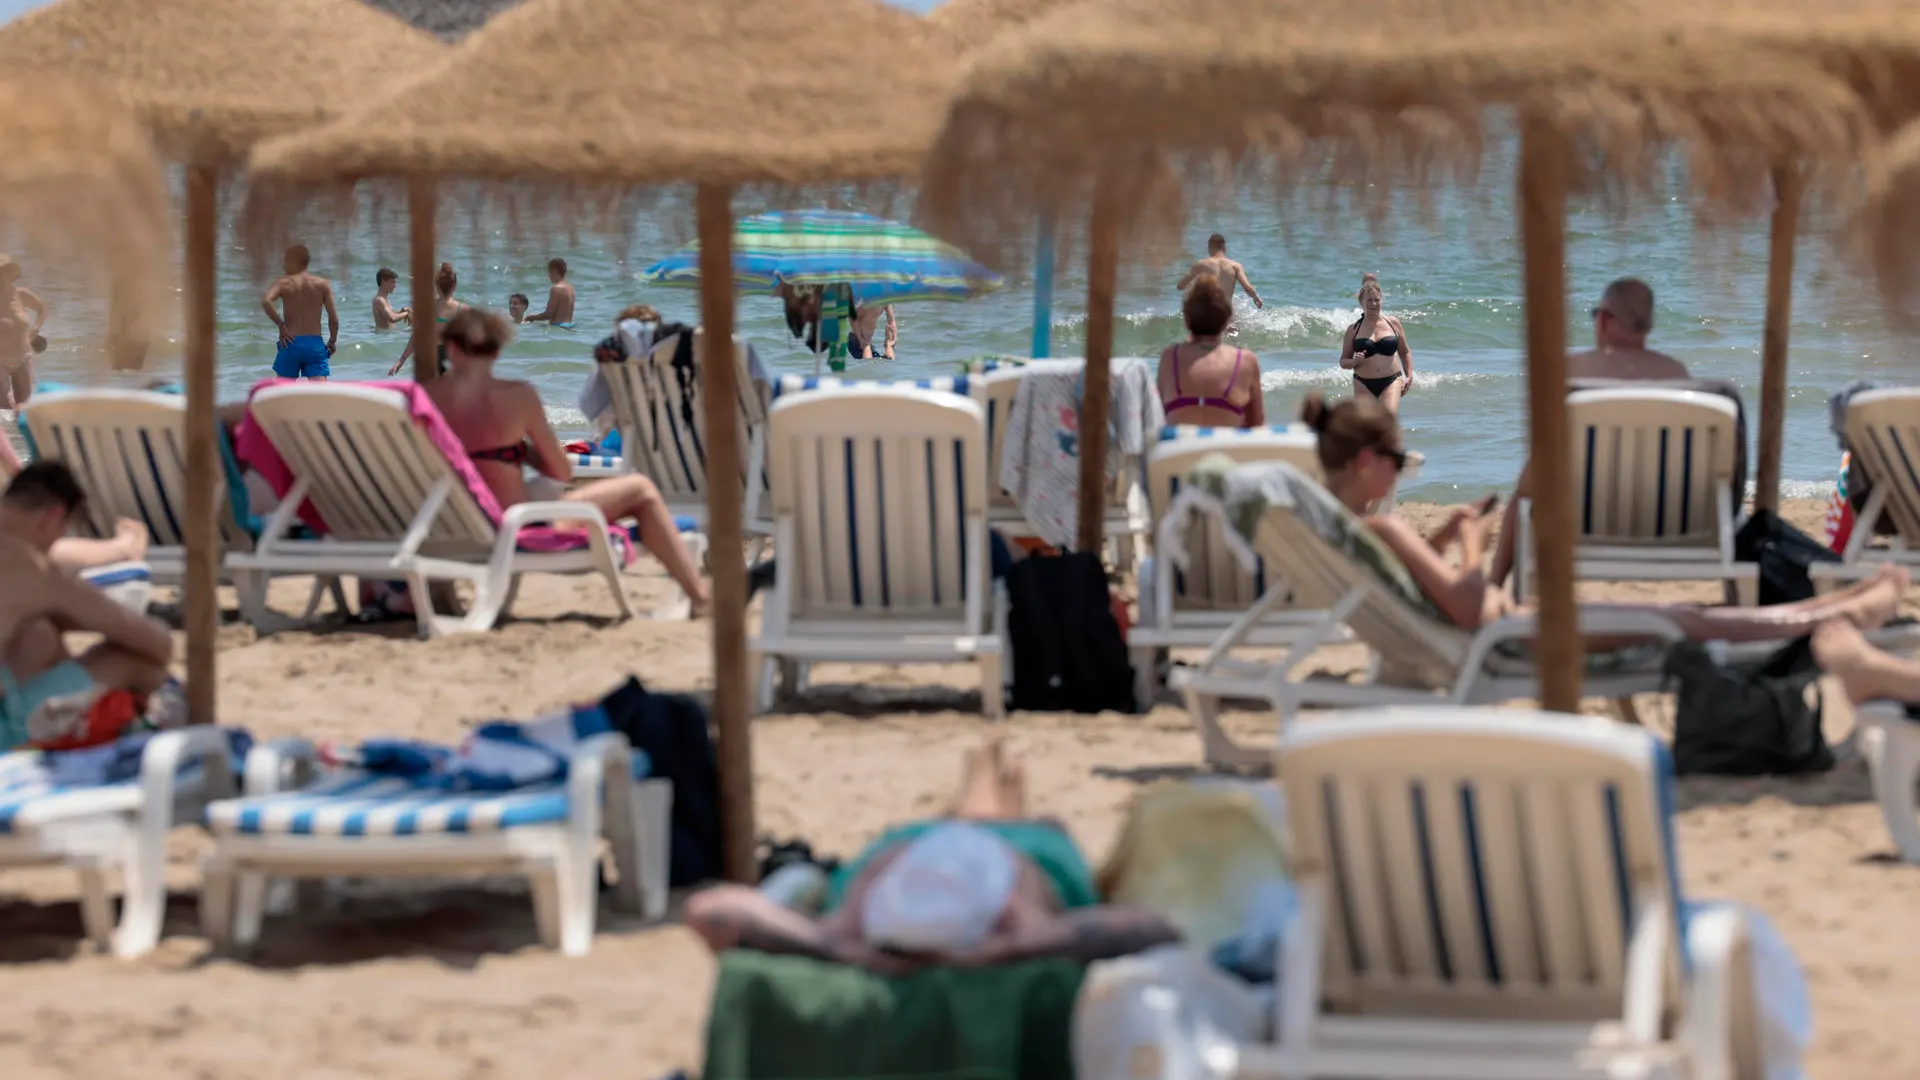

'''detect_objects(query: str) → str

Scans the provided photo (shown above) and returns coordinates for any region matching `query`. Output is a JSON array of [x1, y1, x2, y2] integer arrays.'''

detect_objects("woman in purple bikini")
[[1157, 279, 1265, 429]]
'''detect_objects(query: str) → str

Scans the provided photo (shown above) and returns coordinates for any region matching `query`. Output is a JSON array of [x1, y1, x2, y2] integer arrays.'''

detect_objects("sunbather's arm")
[[19, 287, 47, 333], [1338, 325, 1360, 370], [1244, 353, 1266, 427], [966, 905, 1182, 965], [0, 433, 20, 476], [1367, 513, 1493, 629], [48, 569, 172, 663], [520, 383, 574, 484]]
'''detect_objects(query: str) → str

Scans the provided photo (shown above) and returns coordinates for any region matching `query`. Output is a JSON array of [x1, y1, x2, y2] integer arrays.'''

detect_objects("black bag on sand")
[[1006, 551, 1138, 714], [1733, 509, 1841, 606], [1663, 634, 1833, 776], [599, 676, 722, 887]]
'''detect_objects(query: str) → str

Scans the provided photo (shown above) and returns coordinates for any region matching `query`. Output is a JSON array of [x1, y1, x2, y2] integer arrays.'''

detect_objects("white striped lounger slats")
[[206, 773, 576, 836], [751, 385, 1004, 717], [1817, 386, 1920, 581]]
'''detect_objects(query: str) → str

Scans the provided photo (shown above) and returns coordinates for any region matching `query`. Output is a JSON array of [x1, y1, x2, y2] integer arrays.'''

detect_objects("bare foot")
[[1813, 618, 1890, 703], [996, 755, 1029, 819], [1843, 565, 1909, 632]]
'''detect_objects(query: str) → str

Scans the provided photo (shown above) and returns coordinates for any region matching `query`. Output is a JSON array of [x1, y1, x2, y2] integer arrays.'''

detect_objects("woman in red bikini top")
[[1157, 278, 1264, 429]]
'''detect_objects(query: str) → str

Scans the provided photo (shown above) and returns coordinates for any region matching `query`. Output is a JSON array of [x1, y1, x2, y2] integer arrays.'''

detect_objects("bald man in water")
[[1491, 278, 1691, 587]]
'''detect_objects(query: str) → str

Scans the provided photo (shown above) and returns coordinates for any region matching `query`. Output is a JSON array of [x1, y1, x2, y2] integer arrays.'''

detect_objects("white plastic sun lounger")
[[20, 388, 345, 624], [200, 733, 670, 957], [1131, 427, 1346, 709], [601, 331, 770, 559], [0, 728, 239, 958], [1165, 461, 1920, 768], [1854, 701, 1920, 862], [1516, 388, 1755, 602], [1813, 386, 1920, 584], [750, 385, 1006, 717], [225, 384, 636, 638], [1242, 708, 1762, 1080]]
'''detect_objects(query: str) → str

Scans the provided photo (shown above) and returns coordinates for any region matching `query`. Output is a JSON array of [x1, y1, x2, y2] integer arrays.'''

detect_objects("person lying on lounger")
[[1298, 390, 1909, 643], [0, 462, 179, 749], [685, 734, 1182, 974]]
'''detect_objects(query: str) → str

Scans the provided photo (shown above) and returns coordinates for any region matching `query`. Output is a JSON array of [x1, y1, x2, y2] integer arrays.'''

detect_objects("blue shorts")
[[273, 335, 330, 379]]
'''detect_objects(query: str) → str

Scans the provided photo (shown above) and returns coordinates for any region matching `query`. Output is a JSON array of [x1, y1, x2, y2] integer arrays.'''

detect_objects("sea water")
[[4, 165, 1897, 502]]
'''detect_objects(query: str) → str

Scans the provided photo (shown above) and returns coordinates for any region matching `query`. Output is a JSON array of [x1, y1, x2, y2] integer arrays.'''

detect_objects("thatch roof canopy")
[[247, 0, 958, 188], [1856, 118, 1920, 325], [0, 74, 171, 366], [918, 0, 1877, 268], [0, 0, 447, 165], [923, 0, 1082, 55]]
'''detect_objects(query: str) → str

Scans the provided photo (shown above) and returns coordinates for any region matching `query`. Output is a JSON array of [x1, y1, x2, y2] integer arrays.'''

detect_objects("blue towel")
[[42, 728, 253, 787], [339, 705, 646, 791]]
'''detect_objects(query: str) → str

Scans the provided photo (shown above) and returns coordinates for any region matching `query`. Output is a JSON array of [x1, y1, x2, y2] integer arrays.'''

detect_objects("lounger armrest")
[[498, 500, 613, 536], [1457, 610, 1684, 692], [139, 727, 240, 814], [1677, 903, 1747, 1080], [242, 737, 318, 797]]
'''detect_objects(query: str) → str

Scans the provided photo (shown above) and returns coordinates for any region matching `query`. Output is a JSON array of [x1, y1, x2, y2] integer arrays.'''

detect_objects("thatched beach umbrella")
[[0, 0, 447, 727], [246, 0, 959, 884], [0, 74, 172, 368], [920, 0, 1873, 713]]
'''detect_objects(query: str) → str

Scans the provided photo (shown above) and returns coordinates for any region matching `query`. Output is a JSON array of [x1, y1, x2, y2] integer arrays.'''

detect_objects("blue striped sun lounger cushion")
[[0, 754, 144, 833], [1159, 424, 1310, 441], [770, 375, 971, 400], [206, 771, 606, 837], [570, 453, 624, 475]]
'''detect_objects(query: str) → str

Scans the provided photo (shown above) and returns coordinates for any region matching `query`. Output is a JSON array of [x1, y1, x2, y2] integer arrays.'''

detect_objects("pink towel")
[[233, 378, 633, 563]]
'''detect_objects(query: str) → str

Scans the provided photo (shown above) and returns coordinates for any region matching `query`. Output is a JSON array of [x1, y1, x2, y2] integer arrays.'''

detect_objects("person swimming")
[[522, 257, 576, 330], [262, 245, 338, 381]]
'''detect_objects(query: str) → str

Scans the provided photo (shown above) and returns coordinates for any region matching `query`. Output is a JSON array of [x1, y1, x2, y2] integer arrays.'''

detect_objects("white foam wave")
[[1235, 304, 1362, 340], [545, 405, 591, 430]]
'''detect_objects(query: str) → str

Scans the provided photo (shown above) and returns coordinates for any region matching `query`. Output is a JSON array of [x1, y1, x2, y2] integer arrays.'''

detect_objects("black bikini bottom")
[[1355, 373, 1400, 398]]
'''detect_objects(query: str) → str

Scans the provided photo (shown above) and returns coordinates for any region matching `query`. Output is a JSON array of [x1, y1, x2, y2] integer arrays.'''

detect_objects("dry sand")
[[4, 496, 1918, 1080]]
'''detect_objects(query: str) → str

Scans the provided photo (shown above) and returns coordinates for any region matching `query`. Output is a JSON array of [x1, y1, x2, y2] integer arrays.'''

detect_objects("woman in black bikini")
[[1339, 273, 1413, 414], [424, 308, 710, 616]]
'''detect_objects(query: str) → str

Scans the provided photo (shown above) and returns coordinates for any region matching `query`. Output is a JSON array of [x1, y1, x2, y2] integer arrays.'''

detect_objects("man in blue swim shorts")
[[262, 244, 339, 380], [684, 734, 1181, 973]]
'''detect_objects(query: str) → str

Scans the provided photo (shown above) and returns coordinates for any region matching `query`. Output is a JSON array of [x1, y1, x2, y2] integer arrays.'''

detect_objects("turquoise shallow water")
[[4, 159, 1895, 502]]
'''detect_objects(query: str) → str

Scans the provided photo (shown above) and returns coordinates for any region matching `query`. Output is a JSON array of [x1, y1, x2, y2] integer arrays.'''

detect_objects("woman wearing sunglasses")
[[1300, 391, 1907, 639], [425, 307, 710, 617]]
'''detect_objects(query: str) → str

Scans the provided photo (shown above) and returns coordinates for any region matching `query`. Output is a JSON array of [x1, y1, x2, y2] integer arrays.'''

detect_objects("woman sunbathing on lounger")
[[1300, 391, 1909, 643], [427, 308, 711, 616], [685, 733, 1181, 974]]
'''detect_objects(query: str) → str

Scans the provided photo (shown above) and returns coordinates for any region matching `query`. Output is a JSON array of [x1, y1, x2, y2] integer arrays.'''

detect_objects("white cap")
[[861, 822, 1019, 954]]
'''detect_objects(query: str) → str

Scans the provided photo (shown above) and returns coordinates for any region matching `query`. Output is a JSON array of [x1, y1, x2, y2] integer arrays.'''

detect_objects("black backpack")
[[1732, 509, 1841, 606], [1005, 551, 1137, 714], [1663, 635, 1833, 776]]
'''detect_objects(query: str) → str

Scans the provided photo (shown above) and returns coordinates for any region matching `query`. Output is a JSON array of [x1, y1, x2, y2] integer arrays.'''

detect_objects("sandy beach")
[[3, 496, 1917, 1079]]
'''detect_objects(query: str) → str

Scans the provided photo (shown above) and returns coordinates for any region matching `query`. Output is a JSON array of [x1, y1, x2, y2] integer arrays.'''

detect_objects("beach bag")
[[598, 676, 722, 887], [1733, 509, 1841, 605], [1006, 551, 1137, 714], [1663, 635, 1833, 776]]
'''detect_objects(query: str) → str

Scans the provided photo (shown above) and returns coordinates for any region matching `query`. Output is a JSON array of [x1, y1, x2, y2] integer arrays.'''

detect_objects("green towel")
[[702, 951, 1085, 1080]]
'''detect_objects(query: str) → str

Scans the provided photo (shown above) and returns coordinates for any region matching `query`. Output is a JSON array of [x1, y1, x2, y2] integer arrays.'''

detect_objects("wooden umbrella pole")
[[1516, 115, 1581, 714], [1077, 177, 1120, 556], [182, 166, 220, 725], [409, 177, 438, 383], [696, 182, 755, 885], [1757, 164, 1804, 514]]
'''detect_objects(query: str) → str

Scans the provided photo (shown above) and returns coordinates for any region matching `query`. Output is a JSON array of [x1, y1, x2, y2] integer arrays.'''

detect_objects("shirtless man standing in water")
[[522, 257, 577, 329], [262, 245, 339, 380], [1176, 233, 1264, 312]]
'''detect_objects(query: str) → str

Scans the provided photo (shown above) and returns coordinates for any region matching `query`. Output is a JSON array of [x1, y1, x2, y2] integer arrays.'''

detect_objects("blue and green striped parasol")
[[638, 209, 1003, 305]]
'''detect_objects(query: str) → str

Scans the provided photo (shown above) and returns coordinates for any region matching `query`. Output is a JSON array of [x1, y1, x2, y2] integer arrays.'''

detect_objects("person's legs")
[[565, 475, 709, 613], [1579, 565, 1909, 645], [1812, 618, 1920, 703], [1376, 378, 1404, 415], [948, 732, 1020, 820], [8, 364, 31, 408]]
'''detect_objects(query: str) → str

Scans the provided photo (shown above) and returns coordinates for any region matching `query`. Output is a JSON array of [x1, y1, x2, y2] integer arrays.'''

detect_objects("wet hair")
[[286, 244, 311, 270], [548, 257, 567, 278], [1600, 278, 1654, 334], [1183, 278, 1234, 337], [616, 303, 661, 324], [1207, 233, 1227, 254], [1356, 273, 1382, 303], [434, 261, 458, 296], [508, 292, 530, 307], [376, 267, 398, 286], [1298, 391, 1401, 473], [4, 460, 86, 516], [441, 307, 513, 358]]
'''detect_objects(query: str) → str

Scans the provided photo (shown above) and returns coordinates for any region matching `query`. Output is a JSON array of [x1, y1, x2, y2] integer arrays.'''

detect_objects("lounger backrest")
[[21, 389, 254, 551], [1279, 709, 1686, 1023], [246, 384, 496, 547], [1149, 427, 1320, 611], [602, 330, 766, 502], [1843, 387, 1920, 543], [765, 387, 989, 624], [1567, 388, 1738, 545]]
